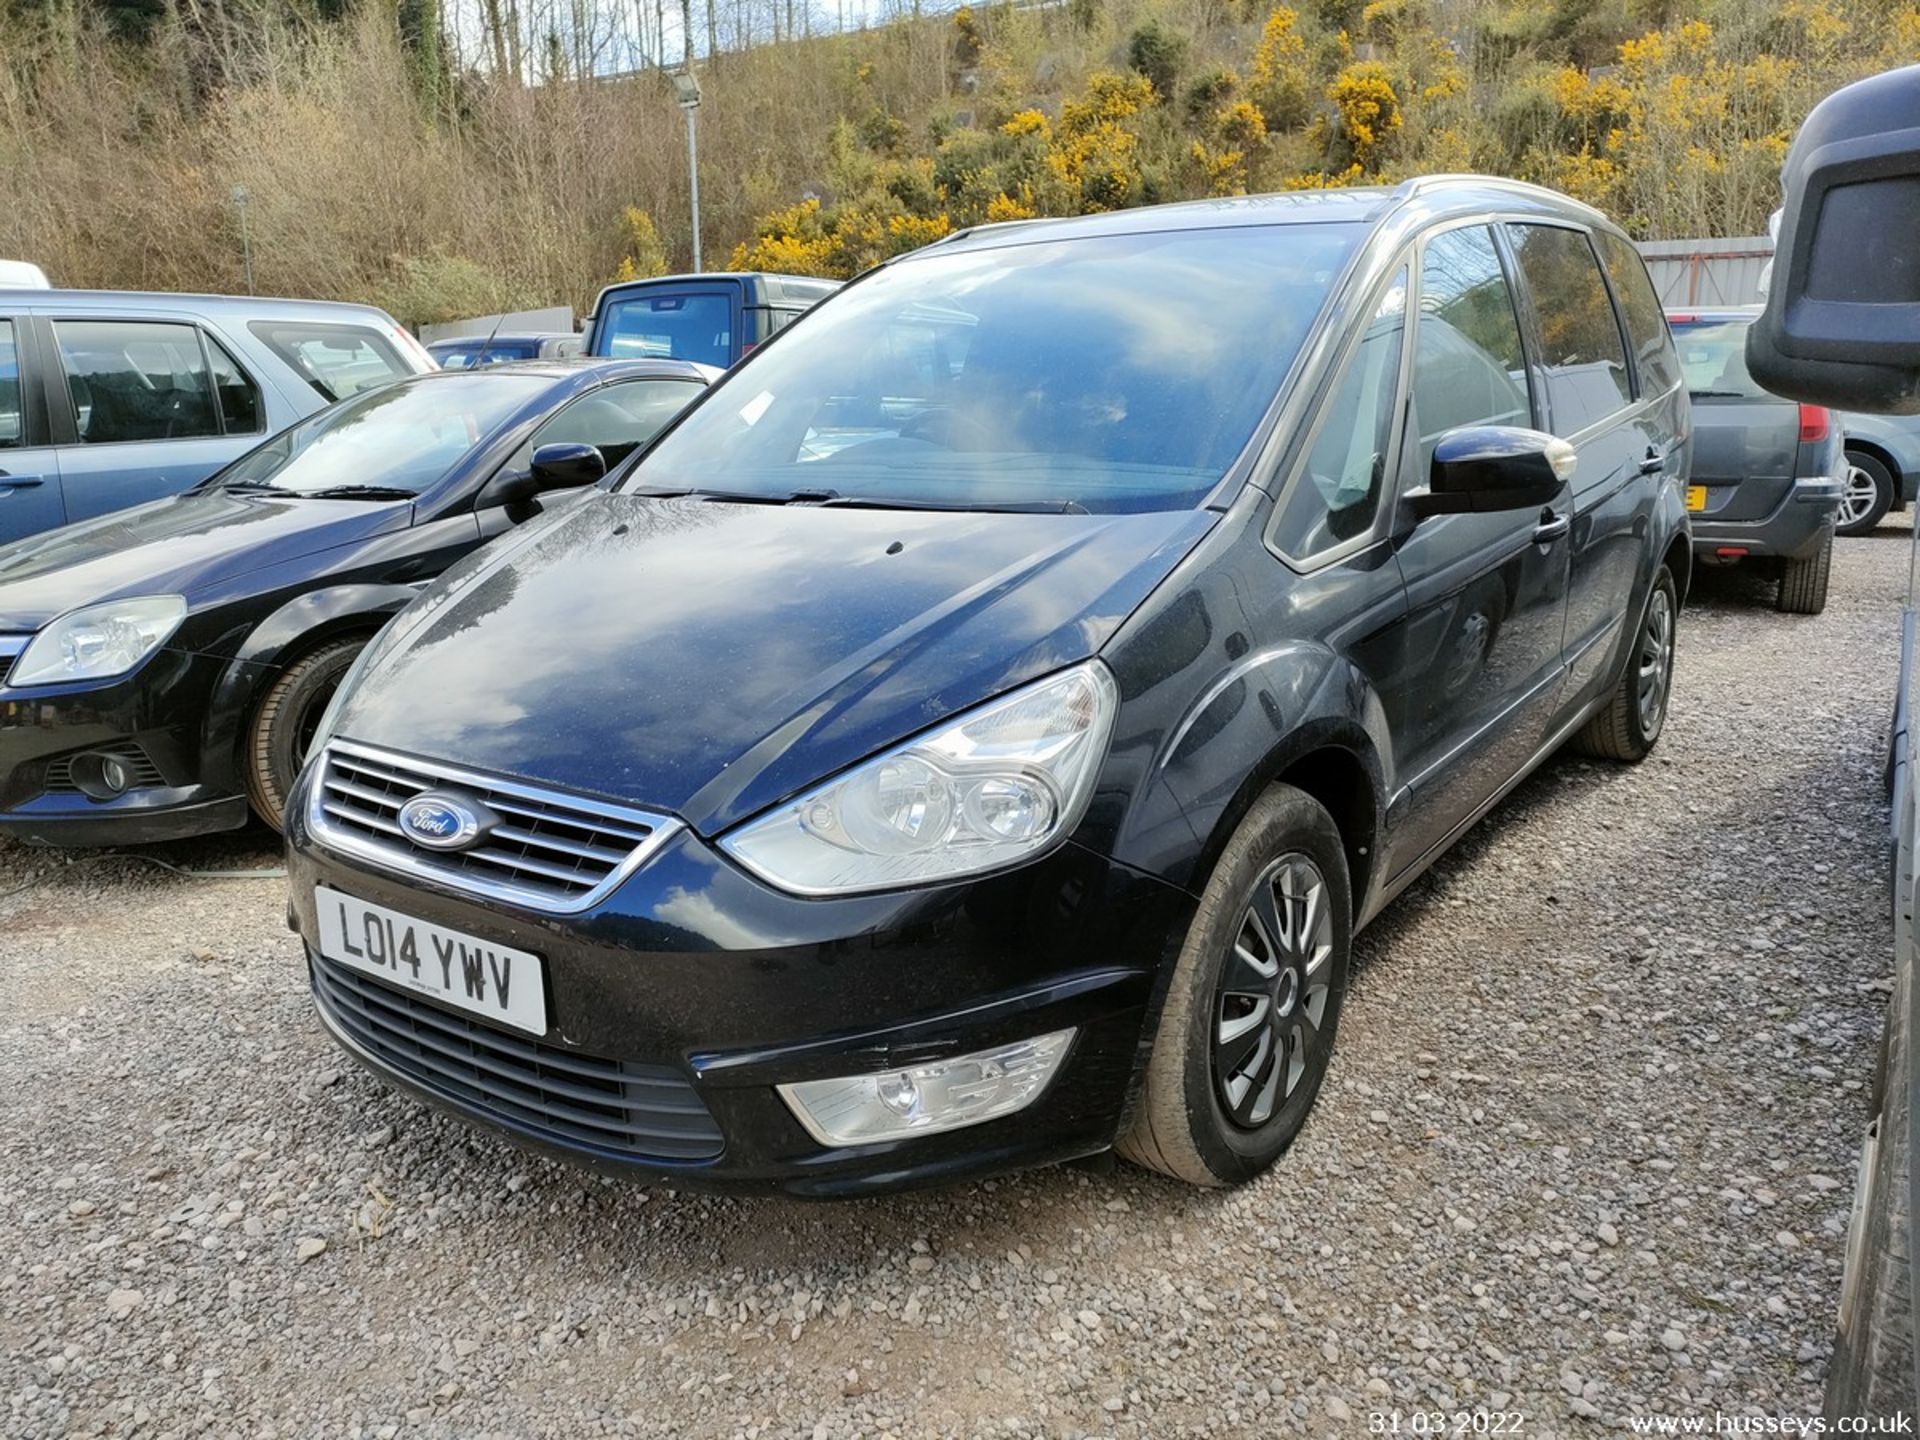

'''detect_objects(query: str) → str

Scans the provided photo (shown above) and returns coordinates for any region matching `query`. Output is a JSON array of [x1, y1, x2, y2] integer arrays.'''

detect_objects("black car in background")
[[288, 177, 1691, 1196], [1666, 307, 1844, 613], [0, 358, 711, 845]]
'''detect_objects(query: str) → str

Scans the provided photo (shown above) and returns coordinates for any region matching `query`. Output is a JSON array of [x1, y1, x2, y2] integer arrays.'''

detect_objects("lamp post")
[[671, 68, 703, 271], [231, 185, 255, 295]]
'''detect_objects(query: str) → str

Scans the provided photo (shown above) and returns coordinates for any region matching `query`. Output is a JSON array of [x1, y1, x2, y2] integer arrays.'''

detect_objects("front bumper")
[[285, 781, 1195, 1197], [1691, 475, 1842, 561], [0, 647, 248, 846]]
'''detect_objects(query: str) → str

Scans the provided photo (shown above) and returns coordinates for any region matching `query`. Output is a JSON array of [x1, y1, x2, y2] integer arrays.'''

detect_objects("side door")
[[0, 314, 67, 542], [1503, 222, 1659, 707], [1382, 222, 1573, 872], [44, 316, 268, 525]]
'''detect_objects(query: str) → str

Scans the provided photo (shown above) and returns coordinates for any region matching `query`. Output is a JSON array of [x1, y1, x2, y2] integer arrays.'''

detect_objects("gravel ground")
[[0, 522, 1907, 1440]]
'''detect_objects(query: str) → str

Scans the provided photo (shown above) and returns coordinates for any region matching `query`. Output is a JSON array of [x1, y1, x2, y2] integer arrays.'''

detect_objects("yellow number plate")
[[1685, 485, 1708, 513]]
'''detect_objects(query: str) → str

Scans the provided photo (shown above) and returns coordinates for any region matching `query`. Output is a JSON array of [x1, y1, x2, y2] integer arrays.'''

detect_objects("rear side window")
[[1273, 268, 1408, 562], [250, 320, 409, 402], [54, 319, 221, 444], [0, 321, 20, 448], [1507, 224, 1633, 435], [1594, 230, 1681, 399], [521, 380, 705, 472], [207, 335, 263, 435], [1411, 226, 1532, 472], [599, 293, 734, 367]]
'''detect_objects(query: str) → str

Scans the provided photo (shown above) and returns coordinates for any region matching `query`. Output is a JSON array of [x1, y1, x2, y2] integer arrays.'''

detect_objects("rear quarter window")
[[249, 320, 411, 402]]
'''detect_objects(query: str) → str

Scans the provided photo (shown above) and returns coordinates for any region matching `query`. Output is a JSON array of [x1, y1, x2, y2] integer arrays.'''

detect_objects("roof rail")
[[1392, 172, 1608, 219]]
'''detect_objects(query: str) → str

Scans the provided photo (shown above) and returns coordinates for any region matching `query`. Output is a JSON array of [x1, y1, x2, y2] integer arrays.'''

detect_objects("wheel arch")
[[1187, 720, 1385, 926], [1663, 530, 1693, 607], [197, 584, 418, 792]]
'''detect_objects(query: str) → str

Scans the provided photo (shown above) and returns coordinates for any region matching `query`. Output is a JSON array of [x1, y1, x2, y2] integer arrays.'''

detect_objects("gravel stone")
[[0, 526, 1901, 1436]]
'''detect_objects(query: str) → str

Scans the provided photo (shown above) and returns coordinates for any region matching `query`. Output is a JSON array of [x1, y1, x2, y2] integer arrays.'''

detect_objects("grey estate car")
[[1666, 308, 1844, 613], [0, 289, 434, 544]]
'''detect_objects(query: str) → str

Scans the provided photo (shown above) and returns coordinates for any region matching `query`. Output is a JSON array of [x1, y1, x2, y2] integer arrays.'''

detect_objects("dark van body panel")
[[584, 272, 841, 366]]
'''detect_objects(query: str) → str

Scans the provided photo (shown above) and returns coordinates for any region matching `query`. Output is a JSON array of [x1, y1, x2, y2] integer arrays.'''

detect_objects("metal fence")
[[1635, 236, 1773, 308]]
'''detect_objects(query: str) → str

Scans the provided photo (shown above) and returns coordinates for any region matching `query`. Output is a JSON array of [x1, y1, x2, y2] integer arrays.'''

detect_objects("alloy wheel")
[[1840, 464, 1881, 530], [1637, 586, 1675, 737], [1212, 853, 1334, 1129]]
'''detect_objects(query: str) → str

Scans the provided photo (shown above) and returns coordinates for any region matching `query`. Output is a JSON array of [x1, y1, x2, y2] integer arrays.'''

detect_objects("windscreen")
[[622, 224, 1364, 513], [1669, 318, 1770, 400], [600, 292, 736, 366], [213, 373, 548, 496]]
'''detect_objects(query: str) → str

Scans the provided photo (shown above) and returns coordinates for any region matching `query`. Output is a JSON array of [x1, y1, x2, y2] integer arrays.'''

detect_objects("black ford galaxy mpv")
[[287, 177, 1691, 1195]]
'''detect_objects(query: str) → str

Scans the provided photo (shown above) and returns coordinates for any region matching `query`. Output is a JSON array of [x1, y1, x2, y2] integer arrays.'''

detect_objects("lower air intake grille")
[[44, 744, 166, 794], [312, 954, 724, 1162], [309, 740, 678, 913]]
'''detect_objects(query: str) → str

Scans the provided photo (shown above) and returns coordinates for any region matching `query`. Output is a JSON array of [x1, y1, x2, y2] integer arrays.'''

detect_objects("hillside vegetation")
[[1, 0, 1914, 323]]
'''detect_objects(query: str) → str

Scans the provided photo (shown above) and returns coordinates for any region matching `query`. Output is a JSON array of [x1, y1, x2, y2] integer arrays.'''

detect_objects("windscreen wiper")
[[293, 485, 418, 500], [820, 494, 1090, 515], [627, 486, 1088, 514]]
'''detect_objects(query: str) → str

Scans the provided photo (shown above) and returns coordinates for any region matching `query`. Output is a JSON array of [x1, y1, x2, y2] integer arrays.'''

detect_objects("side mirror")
[[477, 442, 606, 510], [1747, 65, 1920, 414], [1413, 426, 1575, 517]]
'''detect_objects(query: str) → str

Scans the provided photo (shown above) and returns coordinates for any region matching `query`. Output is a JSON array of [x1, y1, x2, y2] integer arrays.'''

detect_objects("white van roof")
[[0, 260, 51, 288]]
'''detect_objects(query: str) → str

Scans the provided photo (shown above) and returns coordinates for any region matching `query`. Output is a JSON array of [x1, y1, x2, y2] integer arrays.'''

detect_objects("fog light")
[[70, 750, 136, 800], [777, 1029, 1075, 1147]]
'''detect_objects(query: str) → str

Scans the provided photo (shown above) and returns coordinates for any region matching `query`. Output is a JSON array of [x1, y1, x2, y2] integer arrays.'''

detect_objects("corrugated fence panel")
[[1634, 237, 1774, 308]]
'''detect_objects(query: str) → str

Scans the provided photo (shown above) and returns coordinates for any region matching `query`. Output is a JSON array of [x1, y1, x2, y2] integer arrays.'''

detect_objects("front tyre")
[[245, 635, 368, 832], [1571, 565, 1677, 763], [1118, 784, 1352, 1187]]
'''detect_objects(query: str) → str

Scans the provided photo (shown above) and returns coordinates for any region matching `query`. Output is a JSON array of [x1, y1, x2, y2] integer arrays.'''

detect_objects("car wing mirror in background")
[[1412, 426, 1576, 517], [1747, 64, 1920, 414], [477, 442, 608, 510]]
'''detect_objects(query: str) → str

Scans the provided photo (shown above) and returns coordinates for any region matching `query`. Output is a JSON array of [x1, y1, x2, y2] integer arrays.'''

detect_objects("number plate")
[[315, 888, 547, 1035], [1685, 485, 1708, 512]]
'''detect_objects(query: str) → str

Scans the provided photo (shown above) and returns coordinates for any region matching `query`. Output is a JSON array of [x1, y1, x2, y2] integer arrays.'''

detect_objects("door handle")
[[1638, 446, 1670, 475], [0, 473, 44, 492], [1533, 509, 1571, 544]]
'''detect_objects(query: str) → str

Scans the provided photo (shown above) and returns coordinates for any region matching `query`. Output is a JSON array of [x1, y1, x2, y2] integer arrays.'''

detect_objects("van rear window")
[[599, 293, 733, 367]]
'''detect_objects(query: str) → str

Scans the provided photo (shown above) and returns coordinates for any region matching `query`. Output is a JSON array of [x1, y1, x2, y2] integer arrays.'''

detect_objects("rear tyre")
[[1117, 785, 1352, 1187], [1839, 451, 1895, 536], [1777, 528, 1835, 615], [1571, 566, 1677, 763], [245, 635, 368, 833]]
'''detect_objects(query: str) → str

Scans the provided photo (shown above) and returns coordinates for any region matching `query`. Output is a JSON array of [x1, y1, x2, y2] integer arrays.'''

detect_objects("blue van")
[[0, 290, 434, 544], [583, 272, 840, 367]]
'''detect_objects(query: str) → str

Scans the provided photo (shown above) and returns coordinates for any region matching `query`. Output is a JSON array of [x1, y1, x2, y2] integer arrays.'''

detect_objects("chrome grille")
[[44, 744, 166, 794], [309, 740, 680, 913], [312, 953, 724, 1162], [0, 635, 24, 688]]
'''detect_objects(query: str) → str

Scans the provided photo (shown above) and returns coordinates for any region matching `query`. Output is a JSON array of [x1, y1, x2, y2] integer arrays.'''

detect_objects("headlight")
[[10, 595, 187, 686], [721, 661, 1118, 895]]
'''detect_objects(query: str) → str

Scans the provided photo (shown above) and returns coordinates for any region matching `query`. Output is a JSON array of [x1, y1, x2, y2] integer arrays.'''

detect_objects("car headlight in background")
[[721, 661, 1119, 895], [10, 596, 187, 686]]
